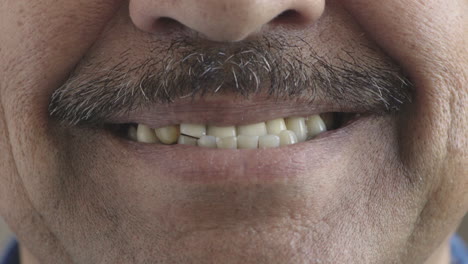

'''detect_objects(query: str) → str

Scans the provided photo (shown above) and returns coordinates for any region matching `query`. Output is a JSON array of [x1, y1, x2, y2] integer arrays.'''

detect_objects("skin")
[[0, 0, 467, 263]]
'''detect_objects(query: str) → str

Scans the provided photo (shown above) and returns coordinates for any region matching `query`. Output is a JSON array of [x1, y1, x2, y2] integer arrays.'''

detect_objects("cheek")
[[0, 1, 123, 260], [343, 0, 468, 258], [1, 0, 123, 106], [342, 0, 468, 194], [0, 0, 123, 208], [341, 0, 465, 71]]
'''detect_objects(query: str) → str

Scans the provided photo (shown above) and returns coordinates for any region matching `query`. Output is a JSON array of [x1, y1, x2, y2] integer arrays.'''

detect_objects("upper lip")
[[107, 93, 360, 128]]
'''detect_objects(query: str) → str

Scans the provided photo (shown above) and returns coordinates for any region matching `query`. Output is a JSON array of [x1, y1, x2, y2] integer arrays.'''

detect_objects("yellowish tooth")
[[266, 118, 287, 135], [178, 135, 198, 146], [285, 117, 307, 142], [306, 115, 327, 138], [320, 113, 335, 129], [155, 125, 179, 145], [180, 123, 206, 138], [207, 125, 236, 138], [237, 135, 259, 149], [197, 135, 217, 148], [279, 130, 298, 146], [128, 126, 138, 141], [258, 135, 280, 148], [136, 124, 159, 143], [237, 122, 267, 137], [216, 136, 237, 149]]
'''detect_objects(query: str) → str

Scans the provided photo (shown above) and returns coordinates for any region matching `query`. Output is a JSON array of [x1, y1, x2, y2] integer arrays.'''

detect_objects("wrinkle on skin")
[[342, 0, 468, 262], [0, 93, 71, 263], [0, 0, 123, 262]]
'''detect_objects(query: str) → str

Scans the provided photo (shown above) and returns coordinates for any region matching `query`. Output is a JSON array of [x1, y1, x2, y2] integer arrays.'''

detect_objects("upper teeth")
[[130, 115, 331, 149]]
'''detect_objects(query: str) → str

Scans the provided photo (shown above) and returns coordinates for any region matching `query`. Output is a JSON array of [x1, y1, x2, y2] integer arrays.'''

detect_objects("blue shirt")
[[2, 236, 468, 264], [0, 240, 18, 264]]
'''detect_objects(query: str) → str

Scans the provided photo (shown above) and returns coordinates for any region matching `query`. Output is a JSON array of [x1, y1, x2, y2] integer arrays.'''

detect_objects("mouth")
[[111, 112, 357, 149], [52, 87, 381, 184], [90, 98, 367, 184], [47, 34, 412, 184], [100, 95, 361, 150]]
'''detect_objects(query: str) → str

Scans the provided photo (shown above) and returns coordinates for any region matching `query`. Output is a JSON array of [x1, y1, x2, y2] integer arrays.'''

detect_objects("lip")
[[99, 111, 369, 184], [107, 93, 369, 128]]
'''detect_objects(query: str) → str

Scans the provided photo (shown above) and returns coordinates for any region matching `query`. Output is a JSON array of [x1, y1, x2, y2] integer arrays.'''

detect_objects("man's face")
[[0, 0, 466, 263]]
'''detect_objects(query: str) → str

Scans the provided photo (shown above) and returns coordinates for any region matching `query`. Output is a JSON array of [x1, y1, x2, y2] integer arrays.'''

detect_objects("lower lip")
[[107, 117, 365, 184]]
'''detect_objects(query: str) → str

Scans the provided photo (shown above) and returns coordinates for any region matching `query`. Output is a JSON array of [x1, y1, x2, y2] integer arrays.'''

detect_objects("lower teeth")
[[122, 113, 346, 149]]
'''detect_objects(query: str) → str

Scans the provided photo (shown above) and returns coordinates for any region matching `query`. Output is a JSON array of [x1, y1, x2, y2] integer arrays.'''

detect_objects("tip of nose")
[[130, 0, 326, 42]]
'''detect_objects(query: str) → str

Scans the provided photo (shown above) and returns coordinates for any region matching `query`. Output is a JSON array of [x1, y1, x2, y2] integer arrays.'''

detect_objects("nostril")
[[271, 9, 306, 25], [153, 17, 185, 34]]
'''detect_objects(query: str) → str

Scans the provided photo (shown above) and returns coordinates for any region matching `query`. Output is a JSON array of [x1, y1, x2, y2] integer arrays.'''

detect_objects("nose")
[[129, 0, 325, 42]]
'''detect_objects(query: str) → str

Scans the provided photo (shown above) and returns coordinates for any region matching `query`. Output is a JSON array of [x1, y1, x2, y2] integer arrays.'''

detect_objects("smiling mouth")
[[48, 36, 412, 165], [86, 105, 367, 183], [109, 111, 358, 149]]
